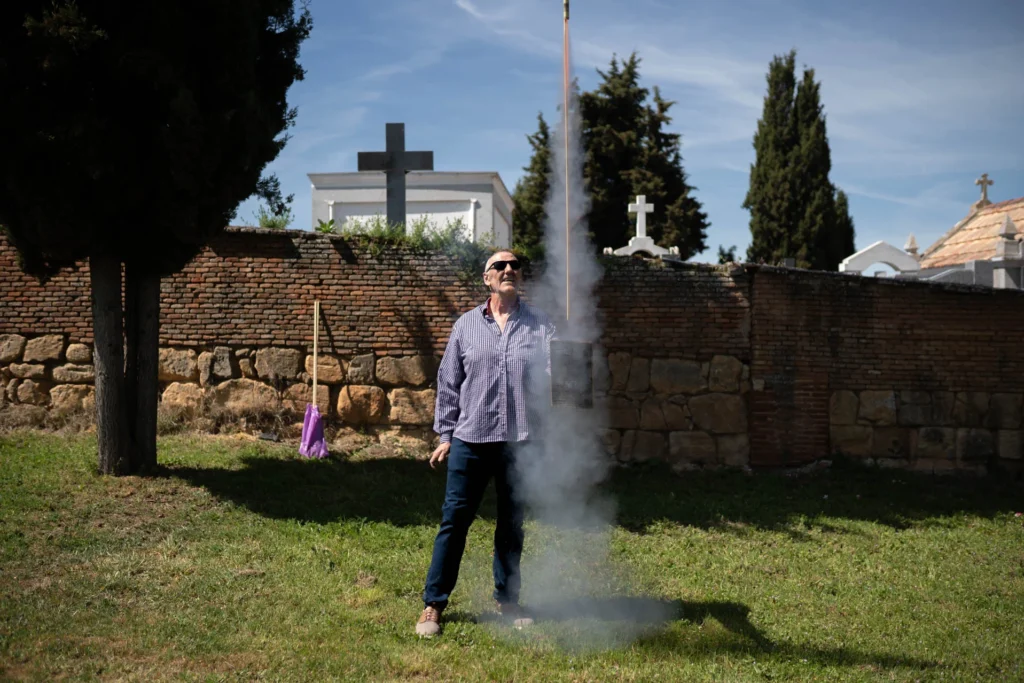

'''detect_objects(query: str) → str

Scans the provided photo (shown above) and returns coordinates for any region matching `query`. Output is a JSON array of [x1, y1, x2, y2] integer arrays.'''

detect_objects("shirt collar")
[[484, 296, 521, 319]]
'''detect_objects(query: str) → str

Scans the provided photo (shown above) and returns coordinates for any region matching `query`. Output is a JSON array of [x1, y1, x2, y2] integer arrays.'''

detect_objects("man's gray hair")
[[484, 249, 517, 270]]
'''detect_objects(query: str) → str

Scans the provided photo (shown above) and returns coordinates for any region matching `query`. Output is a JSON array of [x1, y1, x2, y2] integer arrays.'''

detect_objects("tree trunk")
[[124, 264, 161, 474], [90, 252, 129, 475]]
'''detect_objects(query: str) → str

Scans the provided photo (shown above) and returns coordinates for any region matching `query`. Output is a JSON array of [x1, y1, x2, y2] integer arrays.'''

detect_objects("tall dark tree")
[[744, 50, 854, 269], [744, 51, 799, 265], [579, 54, 648, 253], [833, 189, 856, 264], [511, 113, 551, 260], [513, 52, 708, 259], [630, 87, 708, 259], [0, 1, 311, 474]]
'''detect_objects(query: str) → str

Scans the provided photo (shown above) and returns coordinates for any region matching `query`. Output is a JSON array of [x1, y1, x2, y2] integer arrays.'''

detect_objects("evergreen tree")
[[744, 51, 799, 265], [744, 51, 854, 269], [717, 245, 737, 263], [511, 113, 551, 260], [579, 54, 648, 252], [833, 189, 856, 264], [0, 0, 311, 474], [630, 87, 708, 259], [513, 52, 708, 260]]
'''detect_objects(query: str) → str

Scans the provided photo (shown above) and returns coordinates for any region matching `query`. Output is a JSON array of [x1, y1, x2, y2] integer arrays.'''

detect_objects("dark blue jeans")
[[422, 437, 526, 611]]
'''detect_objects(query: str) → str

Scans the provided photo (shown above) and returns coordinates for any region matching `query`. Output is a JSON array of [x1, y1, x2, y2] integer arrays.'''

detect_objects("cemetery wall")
[[2, 228, 1023, 474], [750, 268, 1024, 473]]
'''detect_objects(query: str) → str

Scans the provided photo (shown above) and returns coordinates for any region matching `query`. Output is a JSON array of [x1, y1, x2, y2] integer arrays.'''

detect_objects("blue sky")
[[233, 0, 1024, 266]]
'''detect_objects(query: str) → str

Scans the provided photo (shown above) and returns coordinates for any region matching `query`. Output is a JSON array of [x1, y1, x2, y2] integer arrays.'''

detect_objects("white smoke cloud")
[[509, 38, 675, 649]]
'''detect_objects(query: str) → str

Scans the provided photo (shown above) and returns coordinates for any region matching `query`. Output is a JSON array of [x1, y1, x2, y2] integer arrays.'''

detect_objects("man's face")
[[483, 251, 521, 296]]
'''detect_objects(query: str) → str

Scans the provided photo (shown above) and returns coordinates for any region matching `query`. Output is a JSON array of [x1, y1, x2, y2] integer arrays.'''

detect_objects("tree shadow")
[[162, 449, 1021, 535], [608, 457, 1023, 537], [209, 231, 302, 259], [327, 236, 356, 263], [163, 454, 450, 527]]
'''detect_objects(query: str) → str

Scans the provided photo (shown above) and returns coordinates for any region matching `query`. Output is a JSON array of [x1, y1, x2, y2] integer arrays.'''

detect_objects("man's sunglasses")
[[487, 259, 521, 272]]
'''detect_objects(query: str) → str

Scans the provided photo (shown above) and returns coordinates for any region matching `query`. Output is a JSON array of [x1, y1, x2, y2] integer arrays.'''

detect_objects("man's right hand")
[[429, 442, 451, 469]]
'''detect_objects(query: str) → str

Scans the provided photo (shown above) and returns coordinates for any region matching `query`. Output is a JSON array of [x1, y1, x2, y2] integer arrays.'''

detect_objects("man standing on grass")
[[415, 249, 554, 637]]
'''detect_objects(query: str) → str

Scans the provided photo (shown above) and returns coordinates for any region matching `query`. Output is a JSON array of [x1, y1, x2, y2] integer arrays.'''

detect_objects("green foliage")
[[0, 0, 312, 277], [314, 218, 337, 234], [626, 86, 709, 259], [834, 189, 856, 262], [511, 113, 551, 258], [339, 214, 498, 283], [580, 56, 645, 254], [717, 245, 737, 264], [252, 174, 295, 219], [514, 53, 708, 260], [255, 205, 294, 230], [744, 51, 854, 270]]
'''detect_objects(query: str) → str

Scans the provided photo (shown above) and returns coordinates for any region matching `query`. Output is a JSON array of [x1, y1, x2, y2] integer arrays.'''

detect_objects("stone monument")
[[604, 195, 679, 257], [357, 123, 434, 227]]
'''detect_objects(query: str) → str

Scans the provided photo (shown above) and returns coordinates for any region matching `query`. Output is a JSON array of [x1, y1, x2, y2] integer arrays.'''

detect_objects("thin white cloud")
[[359, 47, 447, 81], [839, 180, 966, 214], [446, 0, 1022, 178], [454, 0, 485, 20]]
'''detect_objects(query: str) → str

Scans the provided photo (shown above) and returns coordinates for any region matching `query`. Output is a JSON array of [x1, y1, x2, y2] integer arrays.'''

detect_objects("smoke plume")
[[510, 39, 674, 650]]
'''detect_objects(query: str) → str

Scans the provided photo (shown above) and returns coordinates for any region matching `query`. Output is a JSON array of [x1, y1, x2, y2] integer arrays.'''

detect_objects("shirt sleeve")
[[433, 320, 465, 443]]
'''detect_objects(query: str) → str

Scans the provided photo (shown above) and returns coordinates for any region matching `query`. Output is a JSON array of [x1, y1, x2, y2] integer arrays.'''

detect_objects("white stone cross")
[[628, 195, 655, 238]]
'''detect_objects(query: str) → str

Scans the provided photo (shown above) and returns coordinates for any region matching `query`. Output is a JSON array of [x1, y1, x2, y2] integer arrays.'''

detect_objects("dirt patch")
[[355, 571, 377, 588]]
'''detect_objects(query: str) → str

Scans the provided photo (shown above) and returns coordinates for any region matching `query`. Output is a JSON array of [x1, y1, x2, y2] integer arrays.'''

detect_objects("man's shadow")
[[454, 597, 766, 648], [449, 596, 936, 671]]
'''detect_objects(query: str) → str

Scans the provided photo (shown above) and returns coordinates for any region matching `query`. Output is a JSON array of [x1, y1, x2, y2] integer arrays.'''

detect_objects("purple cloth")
[[433, 299, 554, 444], [299, 404, 328, 458]]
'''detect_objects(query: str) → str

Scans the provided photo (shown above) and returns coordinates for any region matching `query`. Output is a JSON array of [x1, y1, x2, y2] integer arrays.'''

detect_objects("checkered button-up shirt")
[[434, 298, 554, 444]]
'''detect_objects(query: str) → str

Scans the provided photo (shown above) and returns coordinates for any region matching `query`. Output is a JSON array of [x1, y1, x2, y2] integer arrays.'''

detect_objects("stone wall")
[[594, 352, 750, 471], [829, 389, 1023, 474], [3, 228, 1024, 474]]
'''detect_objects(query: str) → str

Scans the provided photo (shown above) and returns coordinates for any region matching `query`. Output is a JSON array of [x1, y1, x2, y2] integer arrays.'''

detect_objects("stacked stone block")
[[830, 389, 1022, 472], [0, 334, 96, 420], [596, 351, 751, 470]]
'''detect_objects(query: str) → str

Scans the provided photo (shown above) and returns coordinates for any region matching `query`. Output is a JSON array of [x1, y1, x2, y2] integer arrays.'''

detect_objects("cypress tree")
[[744, 51, 799, 265], [511, 113, 551, 259], [833, 189, 856, 265], [745, 51, 854, 269], [0, 0, 311, 474]]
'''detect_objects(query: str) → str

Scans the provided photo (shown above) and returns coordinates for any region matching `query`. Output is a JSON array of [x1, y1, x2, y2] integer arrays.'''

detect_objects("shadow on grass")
[[163, 450, 1022, 534], [450, 597, 937, 672]]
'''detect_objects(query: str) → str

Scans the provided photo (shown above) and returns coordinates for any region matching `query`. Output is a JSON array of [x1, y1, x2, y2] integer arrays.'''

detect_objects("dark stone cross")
[[357, 123, 434, 227]]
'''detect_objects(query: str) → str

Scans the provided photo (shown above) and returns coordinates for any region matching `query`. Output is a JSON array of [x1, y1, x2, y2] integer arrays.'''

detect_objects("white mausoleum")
[[308, 171, 514, 248], [839, 174, 1023, 289]]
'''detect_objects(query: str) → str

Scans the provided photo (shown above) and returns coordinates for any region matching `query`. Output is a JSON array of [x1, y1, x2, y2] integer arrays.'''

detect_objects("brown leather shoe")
[[496, 601, 534, 629], [415, 605, 441, 637]]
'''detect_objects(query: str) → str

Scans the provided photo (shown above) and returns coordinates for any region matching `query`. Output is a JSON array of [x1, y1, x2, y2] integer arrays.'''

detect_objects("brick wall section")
[[0, 229, 483, 354], [4, 228, 1024, 468], [0, 237, 92, 341], [749, 268, 1024, 465], [596, 259, 751, 360], [0, 229, 752, 358]]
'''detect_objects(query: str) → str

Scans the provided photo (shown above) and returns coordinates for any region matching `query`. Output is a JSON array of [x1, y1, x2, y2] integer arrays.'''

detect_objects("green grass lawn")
[[1, 430, 1022, 682]]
